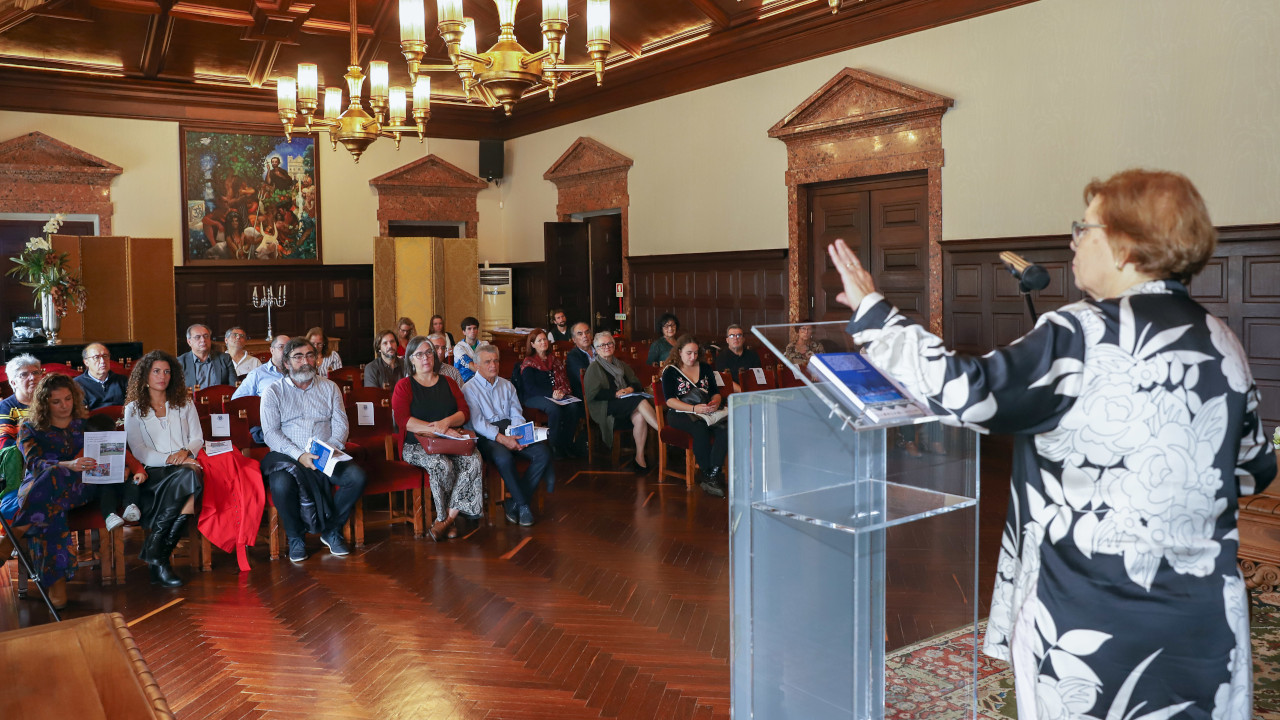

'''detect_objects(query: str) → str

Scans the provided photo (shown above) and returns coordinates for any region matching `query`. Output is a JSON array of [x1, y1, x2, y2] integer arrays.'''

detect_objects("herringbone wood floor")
[[0, 442, 1011, 719]]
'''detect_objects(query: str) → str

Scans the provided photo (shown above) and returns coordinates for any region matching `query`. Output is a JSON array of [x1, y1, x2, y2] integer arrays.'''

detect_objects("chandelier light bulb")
[[389, 86, 407, 124], [323, 87, 343, 118], [399, 0, 425, 42], [370, 61, 390, 101], [437, 0, 463, 24], [587, 0, 609, 44], [277, 76, 297, 112], [461, 17, 478, 54], [542, 0, 567, 23], [495, 0, 517, 27], [297, 64, 319, 105], [412, 75, 431, 108]]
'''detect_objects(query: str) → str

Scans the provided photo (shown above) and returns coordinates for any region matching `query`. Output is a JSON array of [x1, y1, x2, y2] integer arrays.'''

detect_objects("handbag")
[[415, 431, 476, 456]]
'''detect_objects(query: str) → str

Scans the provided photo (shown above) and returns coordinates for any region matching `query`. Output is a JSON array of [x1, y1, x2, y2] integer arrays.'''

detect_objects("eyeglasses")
[[662, 323, 678, 329], [1070, 221, 1106, 249], [289, 352, 318, 361], [84, 354, 109, 361], [410, 351, 433, 359], [227, 332, 246, 340], [595, 342, 615, 349], [15, 369, 43, 380], [189, 333, 211, 341], [726, 333, 743, 339]]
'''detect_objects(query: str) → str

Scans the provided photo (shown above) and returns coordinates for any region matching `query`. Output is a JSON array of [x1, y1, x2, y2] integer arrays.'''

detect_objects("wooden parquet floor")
[[0, 442, 1012, 720]]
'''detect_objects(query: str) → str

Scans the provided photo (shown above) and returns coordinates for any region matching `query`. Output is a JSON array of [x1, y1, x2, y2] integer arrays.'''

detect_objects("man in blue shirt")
[[232, 335, 290, 399], [463, 345, 552, 527]]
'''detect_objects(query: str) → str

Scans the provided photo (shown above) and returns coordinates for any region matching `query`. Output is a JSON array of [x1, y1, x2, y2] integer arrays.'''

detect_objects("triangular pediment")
[[543, 137, 633, 182], [369, 154, 487, 191], [0, 131, 122, 176], [769, 68, 953, 140]]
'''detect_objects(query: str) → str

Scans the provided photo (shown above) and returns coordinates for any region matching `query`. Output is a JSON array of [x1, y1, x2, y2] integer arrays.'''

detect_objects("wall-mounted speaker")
[[479, 139, 504, 182]]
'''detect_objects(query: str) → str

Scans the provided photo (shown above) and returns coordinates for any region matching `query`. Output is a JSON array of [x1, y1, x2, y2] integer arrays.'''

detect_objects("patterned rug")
[[885, 596, 1280, 719]]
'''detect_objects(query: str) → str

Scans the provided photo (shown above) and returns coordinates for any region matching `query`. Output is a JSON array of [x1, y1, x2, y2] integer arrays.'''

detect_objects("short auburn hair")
[[1083, 169, 1216, 284]]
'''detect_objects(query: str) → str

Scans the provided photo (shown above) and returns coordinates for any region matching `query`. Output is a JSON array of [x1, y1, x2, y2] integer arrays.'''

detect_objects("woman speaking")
[[829, 169, 1275, 719]]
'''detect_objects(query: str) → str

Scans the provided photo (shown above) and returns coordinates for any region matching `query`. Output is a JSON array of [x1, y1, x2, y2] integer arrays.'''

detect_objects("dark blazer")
[[565, 346, 594, 399]]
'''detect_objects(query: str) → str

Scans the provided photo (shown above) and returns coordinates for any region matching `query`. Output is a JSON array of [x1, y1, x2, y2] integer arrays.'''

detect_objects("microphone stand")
[[1020, 282, 1039, 323]]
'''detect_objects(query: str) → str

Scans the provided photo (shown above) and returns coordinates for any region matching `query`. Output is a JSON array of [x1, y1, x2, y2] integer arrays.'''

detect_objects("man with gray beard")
[[259, 337, 365, 562]]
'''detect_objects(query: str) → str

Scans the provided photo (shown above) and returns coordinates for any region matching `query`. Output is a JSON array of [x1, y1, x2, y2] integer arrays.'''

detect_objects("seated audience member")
[[306, 326, 342, 378], [260, 337, 365, 562], [395, 316, 417, 356], [428, 334, 464, 385], [648, 312, 681, 364], [364, 330, 404, 388], [394, 336, 482, 541], [564, 322, 595, 399], [85, 412, 143, 531], [178, 323, 236, 390], [428, 314, 456, 347], [714, 324, 762, 389], [453, 316, 489, 384], [520, 329, 585, 458], [123, 350, 205, 587], [4, 373, 96, 608], [463, 345, 552, 527], [232, 335, 290, 398], [662, 335, 728, 498], [0, 355, 42, 450], [783, 324, 826, 366], [74, 343, 128, 409], [547, 308, 572, 342], [225, 327, 261, 378], [584, 331, 660, 472]]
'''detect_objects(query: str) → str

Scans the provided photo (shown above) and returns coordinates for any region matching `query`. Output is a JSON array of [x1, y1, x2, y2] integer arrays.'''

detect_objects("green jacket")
[[583, 360, 644, 448]]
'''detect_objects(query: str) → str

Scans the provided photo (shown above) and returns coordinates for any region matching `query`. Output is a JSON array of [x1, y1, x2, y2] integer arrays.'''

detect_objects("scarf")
[[594, 354, 630, 390], [520, 353, 571, 396]]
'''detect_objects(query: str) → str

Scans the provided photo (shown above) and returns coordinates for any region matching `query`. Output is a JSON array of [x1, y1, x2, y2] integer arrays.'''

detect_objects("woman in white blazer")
[[123, 350, 204, 587]]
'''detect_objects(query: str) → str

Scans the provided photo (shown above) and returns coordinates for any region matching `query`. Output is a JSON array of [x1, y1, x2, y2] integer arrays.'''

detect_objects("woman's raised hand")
[[827, 238, 878, 309]]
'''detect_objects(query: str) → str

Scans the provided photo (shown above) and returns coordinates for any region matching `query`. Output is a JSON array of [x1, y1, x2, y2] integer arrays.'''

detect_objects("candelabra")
[[251, 285, 287, 341]]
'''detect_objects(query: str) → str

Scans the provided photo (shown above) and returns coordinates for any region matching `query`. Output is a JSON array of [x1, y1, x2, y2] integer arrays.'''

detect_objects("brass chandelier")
[[276, 0, 611, 162], [277, 0, 430, 162], [399, 0, 613, 116]]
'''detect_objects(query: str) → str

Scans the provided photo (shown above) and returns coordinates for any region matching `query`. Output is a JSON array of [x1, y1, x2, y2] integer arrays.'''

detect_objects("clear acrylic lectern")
[[729, 322, 980, 720]]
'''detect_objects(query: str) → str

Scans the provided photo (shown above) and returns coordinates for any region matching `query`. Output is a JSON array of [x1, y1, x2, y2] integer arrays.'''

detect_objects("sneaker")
[[698, 479, 726, 498], [122, 504, 141, 522], [287, 536, 308, 563], [503, 498, 519, 525], [104, 513, 124, 532], [518, 505, 535, 527], [320, 530, 350, 556]]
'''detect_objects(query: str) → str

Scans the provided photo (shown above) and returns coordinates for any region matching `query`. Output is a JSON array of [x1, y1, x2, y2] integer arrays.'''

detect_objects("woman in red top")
[[392, 335, 482, 540]]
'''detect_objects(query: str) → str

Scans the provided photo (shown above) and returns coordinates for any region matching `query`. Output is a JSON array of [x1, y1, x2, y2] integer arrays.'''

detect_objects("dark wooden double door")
[[809, 173, 930, 325], [544, 214, 623, 333]]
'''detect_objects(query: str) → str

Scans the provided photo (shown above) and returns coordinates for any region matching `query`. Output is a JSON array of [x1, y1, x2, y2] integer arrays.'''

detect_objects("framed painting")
[[180, 126, 321, 265]]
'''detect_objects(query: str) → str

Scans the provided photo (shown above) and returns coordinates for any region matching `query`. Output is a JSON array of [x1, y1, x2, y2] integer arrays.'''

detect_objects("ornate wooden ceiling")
[[0, 0, 1033, 139]]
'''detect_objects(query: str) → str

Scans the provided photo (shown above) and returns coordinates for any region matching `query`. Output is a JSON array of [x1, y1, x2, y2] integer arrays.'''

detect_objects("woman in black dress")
[[584, 331, 659, 472], [660, 335, 727, 496]]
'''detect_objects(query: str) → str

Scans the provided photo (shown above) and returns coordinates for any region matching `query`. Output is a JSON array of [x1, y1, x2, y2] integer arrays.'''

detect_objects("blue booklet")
[[807, 352, 929, 423], [505, 421, 548, 445]]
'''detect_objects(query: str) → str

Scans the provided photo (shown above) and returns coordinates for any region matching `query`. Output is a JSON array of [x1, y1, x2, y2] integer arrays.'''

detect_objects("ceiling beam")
[[685, 0, 729, 29], [356, 0, 395, 66], [138, 1, 174, 77], [610, 27, 643, 59], [246, 40, 281, 87]]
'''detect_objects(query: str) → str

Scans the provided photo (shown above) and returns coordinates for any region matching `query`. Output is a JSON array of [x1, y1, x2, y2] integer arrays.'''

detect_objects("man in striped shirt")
[[260, 337, 365, 562]]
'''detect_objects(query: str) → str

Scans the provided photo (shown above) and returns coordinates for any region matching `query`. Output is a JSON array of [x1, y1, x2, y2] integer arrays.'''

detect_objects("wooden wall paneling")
[[628, 249, 789, 342], [507, 261, 548, 330], [941, 224, 1280, 429], [175, 265, 375, 366], [128, 238, 177, 354]]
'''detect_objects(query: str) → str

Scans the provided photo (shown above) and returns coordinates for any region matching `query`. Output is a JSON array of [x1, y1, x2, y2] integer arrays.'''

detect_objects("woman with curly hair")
[[1, 373, 96, 609], [123, 350, 204, 587]]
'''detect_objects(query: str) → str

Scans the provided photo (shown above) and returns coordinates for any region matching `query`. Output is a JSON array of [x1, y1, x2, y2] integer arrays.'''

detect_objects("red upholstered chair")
[[347, 435, 426, 547], [652, 379, 697, 489], [0, 380, 11, 398], [193, 384, 236, 417], [88, 404, 125, 427], [777, 365, 807, 388], [253, 351, 271, 364], [344, 389, 393, 457], [328, 366, 363, 388], [42, 362, 80, 377], [224, 395, 262, 449], [740, 368, 776, 393]]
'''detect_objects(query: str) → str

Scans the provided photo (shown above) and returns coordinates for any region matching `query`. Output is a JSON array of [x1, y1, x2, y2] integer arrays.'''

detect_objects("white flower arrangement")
[[1272, 426, 1279, 450]]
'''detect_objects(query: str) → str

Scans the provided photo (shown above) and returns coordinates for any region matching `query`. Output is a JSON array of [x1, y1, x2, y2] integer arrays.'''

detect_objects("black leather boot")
[[150, 514, 190, 588], [139, 503, 182, 565]]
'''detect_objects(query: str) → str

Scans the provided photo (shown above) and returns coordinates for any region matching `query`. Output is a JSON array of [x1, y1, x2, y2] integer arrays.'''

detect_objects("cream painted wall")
[[499, 0, 1280, 261], [0, 110, 500, 264]]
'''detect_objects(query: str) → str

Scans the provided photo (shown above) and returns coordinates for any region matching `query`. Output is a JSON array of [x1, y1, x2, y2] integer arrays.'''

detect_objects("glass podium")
[[729, 322, 980, 720]]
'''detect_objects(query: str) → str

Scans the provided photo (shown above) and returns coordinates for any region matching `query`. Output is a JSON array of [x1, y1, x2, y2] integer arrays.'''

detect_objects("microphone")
[[999, 251, 1050, 292]]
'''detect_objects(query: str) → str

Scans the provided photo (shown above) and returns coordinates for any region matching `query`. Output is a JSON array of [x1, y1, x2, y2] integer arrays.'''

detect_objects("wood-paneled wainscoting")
[[942, 224, 1280, 429], [175, 265, 376, 367], [629, 250, 789, 342]]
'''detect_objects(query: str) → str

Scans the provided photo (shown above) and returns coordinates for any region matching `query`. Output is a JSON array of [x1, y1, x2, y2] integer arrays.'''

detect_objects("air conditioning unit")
[[479, 267, 513, 337]]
